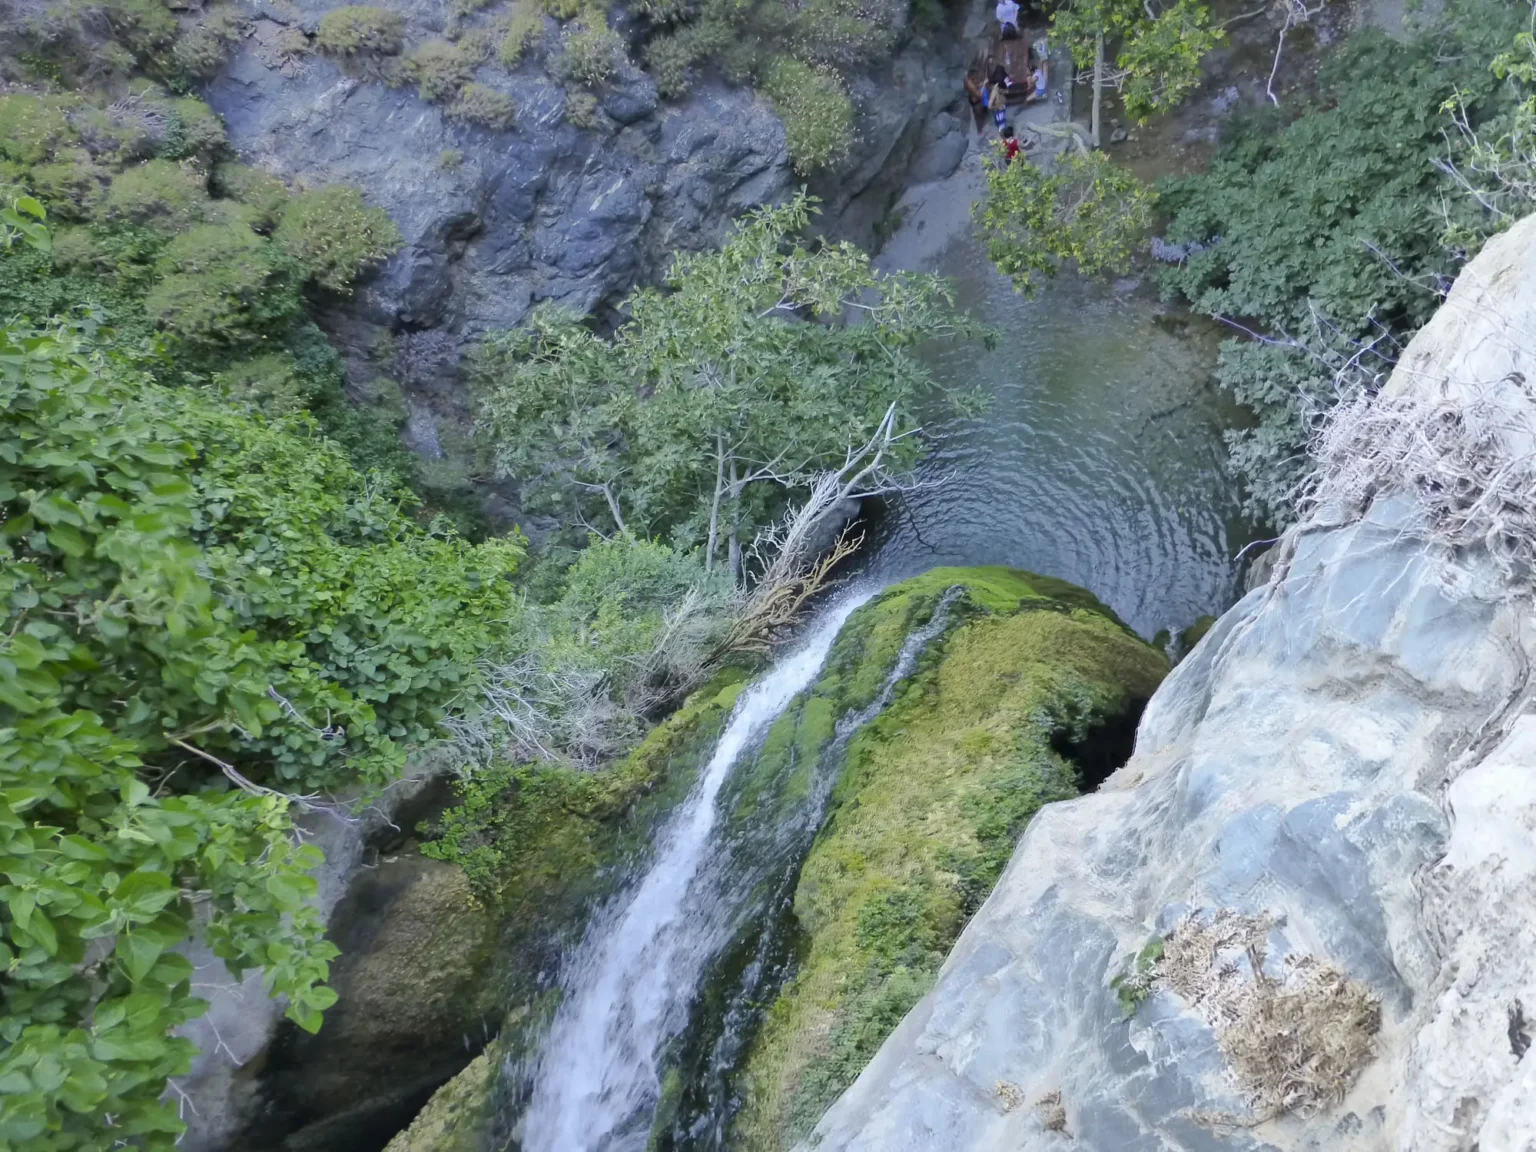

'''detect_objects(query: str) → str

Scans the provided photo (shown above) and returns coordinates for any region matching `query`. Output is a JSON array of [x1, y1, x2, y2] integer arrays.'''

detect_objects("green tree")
[[975, 148, 1153, 295], [0, 300, 522, 1147], [1049, 0, 1221, 146], [475, 194, 972, 581]]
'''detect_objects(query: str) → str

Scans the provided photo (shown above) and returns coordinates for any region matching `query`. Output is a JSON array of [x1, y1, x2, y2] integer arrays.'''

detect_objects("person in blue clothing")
[[1023, 56, 1048, 103], [985, 65, 1011, 132]]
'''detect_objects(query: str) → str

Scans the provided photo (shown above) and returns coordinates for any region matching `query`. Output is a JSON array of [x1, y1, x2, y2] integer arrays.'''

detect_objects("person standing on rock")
[[996, 0, 1021, 38], [964, 69, 989, 133], [985, 66, 1012, 133]]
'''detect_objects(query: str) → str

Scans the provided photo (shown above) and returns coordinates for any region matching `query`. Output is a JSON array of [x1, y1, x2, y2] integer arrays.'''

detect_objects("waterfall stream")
[[521, 591, 876, 1151]]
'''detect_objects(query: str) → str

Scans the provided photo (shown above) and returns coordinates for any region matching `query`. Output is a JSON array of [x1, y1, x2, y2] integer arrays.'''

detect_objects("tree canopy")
[[475, 194, 975, 581]]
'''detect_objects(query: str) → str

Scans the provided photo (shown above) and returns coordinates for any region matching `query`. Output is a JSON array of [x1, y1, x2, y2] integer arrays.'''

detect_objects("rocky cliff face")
[[803, 215, 1536, 1149], [205, 1, 967, 503]]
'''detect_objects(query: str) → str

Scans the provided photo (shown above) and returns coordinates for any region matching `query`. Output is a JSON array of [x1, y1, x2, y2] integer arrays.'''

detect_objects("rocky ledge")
[[804, 216, 1536, 1148]]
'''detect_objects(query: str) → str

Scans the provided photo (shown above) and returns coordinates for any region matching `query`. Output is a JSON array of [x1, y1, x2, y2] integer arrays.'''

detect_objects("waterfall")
[[521, 590, 876, 1152]]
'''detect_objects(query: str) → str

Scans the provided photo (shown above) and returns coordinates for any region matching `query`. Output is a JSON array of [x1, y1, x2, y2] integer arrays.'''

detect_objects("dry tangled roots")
[[1304, 372, 1536, 583], [1154, 910, 1382, 1121]]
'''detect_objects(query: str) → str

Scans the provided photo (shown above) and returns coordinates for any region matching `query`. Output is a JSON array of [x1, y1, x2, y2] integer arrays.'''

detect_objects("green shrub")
[[0, 314, 523, 1149], [498, 5, 544, 66], [760, 56, 853, 174], [274, 184, 402, 293], [101, 158, 211, 233], [214, 349, 317, 412], [49, 225, 104, 272], [785, 0, 892, 70], [439, 148, 464, 169], [101, 0, 181, 67], [211, 161, 289, 231], [316, 5, 406, 54], [448, 82, 517, 129], [1156, 2, 1526, 524], [634, 0, 695, 22], [144, 222, 301, 344], [554, 12, 625, 86], [162, 96, 227, 159], [404, 38, 477, 100], [0, 94, 76, 165], [539, 0, 583, 19], [28, 148, 107, 221], [645, 28, 703, 98], [173, 5, 248, 79], [564, 88, 600, 128]]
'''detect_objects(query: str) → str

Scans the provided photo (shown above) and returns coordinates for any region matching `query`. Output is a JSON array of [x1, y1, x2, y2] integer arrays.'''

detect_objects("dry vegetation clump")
[[1304, 372, 1536, 582], [1154, 909, 1381, 1121], [1033, 1089, 1068, 1133]]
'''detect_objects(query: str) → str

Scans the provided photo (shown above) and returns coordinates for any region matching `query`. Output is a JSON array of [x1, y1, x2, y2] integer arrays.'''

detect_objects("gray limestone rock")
[[803, 214, 1536, 1151]]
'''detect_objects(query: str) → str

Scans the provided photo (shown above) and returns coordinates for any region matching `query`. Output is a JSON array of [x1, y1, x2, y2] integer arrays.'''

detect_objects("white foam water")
[[521, 590, 875, 1152]]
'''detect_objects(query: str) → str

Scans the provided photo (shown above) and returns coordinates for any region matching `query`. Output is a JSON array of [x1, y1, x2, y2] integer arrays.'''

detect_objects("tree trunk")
[[706, 435, 725, 574], [727, 459, 742, 588], [1092, 33, 1104, 148]]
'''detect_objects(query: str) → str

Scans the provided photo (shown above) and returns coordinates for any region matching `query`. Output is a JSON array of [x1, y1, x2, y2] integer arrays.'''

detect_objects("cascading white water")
[[522, 590, 875, 1152]]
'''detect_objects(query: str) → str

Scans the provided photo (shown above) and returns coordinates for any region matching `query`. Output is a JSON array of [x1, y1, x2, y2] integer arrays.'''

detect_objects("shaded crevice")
[[1050, 697, 1148, 792]]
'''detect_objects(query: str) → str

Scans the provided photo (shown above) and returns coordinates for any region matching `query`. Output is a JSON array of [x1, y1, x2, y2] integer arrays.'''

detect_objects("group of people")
[[960, 0, 1049, 162]]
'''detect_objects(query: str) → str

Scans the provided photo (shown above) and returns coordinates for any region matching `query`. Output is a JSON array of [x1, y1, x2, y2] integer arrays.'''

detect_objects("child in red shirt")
[[1001, 125, 1021, 162]]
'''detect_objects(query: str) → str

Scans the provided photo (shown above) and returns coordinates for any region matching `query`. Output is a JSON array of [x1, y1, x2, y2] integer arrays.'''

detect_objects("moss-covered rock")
[[382, 1048, 496, 1152], [727, 567, 1168, 1150]]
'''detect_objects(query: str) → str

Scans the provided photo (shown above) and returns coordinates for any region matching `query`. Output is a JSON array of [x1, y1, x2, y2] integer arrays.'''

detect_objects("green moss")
[[422, 668, 750, 910], [383, 1048, 496, 1152], [730, 567, 1168, 1150]]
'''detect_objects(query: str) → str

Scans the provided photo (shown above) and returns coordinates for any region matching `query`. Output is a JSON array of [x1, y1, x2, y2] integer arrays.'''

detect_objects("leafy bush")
[[554, 12, 626, 86], [404, 37, 478, 100], [563, 88, 601, 128], [644, 28, 703, 97], [1155, 2, 1526, 524], [143, 222, 301, 344], [315, 5, 406, 55], [211, 161, 290, 231], [498, 5, 545, 66], [273, 184, 402, 293], [27, 148, 106, 221], [0, 307, 523, 1148], [214, 349, 317, 412], [100, 0, 181, 70], [760, 56, 853, 174], [0, 94, 76, 166], [539, 0, 584, 20], [173, 5, 248, 80], [448, 82, 517, 129], [162, 96, 227, 160], [101, 158, 211, 233], [977, 149, 1153, 295]]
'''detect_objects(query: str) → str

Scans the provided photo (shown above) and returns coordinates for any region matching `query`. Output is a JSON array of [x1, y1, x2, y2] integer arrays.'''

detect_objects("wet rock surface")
[[204, 3, 965, 495]]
